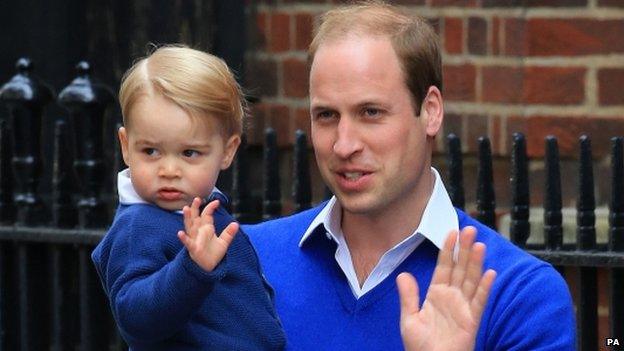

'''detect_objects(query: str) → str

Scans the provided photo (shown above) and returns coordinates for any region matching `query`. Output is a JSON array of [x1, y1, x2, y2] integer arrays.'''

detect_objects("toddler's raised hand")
[[177, 198, 239, 272]]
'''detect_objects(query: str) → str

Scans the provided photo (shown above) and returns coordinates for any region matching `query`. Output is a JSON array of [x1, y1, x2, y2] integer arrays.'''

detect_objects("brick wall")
[[244, 0, 624, 347]]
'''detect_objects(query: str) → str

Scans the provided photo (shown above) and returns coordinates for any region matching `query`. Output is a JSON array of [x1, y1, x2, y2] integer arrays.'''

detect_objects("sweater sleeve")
[[103, 209, 228, 344], [483, 264, 576, 350]]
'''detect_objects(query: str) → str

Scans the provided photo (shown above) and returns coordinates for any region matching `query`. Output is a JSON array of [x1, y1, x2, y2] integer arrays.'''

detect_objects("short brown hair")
[[308, 1, 442, 112], [119, 45, 246, 136]]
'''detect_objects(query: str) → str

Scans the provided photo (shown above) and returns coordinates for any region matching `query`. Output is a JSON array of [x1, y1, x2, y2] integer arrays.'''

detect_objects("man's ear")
[[221, 135, 241, 170], [118, 126, 130, 167], [420, 86, 444, 137]]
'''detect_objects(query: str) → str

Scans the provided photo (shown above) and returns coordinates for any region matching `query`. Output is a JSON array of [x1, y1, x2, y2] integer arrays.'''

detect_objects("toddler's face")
[[119, 94, 239, 211]]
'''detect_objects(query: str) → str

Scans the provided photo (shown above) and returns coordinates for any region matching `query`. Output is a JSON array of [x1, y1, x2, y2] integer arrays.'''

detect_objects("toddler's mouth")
[[157, 188, 183, 201]]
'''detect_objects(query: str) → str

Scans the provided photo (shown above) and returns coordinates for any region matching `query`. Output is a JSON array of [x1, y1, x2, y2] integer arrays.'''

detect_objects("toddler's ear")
[[118, 127, 130, 166], [221, 135, 241, 170]]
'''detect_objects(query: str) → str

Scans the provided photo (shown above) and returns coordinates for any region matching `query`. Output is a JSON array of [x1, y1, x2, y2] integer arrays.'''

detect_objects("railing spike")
[[510, 132, 530, 247], [477, 136, 496, 230], [446, 133, 465, 210]]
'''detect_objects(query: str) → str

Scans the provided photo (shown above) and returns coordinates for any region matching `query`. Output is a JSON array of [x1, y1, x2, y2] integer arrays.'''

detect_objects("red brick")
[[248, 103, 293, 147], [523, 67, 585, 104], [508, 116, 624, 157], [482, 66, 524, 103], [466, 114, 489, 153], [245, 57, 278, 97], [599, 0, 624, 6], [526, 0, 586, 5], [491, 115, 503, 155], [269, 13, 291, 53], [444, 17, 463, 55], [483, 0, 523, 6], [443, 64, 477, 101], [283, 58, 309, 98], [492, 18, 501, 55], [255, 12, 269, 50], [294, 108, 312, 146], [598, 68, 624, 105], [503, 18, 527, 56], [294, 13, 314, 51], [482, 66, 585, 104], [247, 103, 267, 145], [430, 0, 477, 6], [468, 17, 487, 55], [442, 113, 463, 141], [506, 19, 624, 56]]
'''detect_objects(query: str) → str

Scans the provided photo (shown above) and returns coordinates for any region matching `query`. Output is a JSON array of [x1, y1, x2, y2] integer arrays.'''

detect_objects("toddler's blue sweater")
[[92, 203, 285, 351]]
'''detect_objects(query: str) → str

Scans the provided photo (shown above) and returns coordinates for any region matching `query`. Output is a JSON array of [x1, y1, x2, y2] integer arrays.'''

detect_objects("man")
[[244, 2, 575, 350]]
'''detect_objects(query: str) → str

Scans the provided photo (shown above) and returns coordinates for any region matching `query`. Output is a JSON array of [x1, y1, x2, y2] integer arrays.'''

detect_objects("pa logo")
[[606, 338, 620, 346]]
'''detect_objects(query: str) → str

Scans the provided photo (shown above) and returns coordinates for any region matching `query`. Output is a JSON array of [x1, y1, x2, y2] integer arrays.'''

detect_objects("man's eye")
[[143, 148, 158, 156], [364, 108, 381, 117], [182, 150, 200, 158], [315, 111, 336, 120]]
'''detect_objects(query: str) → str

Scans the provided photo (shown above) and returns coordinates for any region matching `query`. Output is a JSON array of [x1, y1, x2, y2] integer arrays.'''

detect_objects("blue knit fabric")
[[92, 203, 285, 351], [244, 204, 576, 350]]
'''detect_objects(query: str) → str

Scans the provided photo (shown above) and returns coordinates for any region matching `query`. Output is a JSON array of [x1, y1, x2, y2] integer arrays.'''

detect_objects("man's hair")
[[308, 0, 442, 113], [119, 45, 245, 136]]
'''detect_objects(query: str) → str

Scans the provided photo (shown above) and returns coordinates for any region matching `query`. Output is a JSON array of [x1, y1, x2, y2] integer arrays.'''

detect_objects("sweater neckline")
[[328, 239, 439, 313]]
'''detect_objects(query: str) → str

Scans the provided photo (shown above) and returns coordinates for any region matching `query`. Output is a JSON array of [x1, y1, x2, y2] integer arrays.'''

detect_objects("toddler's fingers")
[[182, 206, 191, 232], [190, 197, 202, 219], [200, 200, 220, 225], [177, 230, 191, 247], [218, 222, 239, 248]]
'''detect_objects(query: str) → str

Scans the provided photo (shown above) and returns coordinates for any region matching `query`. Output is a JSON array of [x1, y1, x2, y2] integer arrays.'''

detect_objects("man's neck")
[[340, 169, 435, 286]]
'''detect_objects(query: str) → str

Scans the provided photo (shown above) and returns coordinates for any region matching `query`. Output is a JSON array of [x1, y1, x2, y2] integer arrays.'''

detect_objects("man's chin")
[[335, 193, 382, 216]]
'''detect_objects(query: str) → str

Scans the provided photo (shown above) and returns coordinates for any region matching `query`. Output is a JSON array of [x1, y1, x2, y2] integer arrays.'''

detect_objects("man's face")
[[309, 35, 440, 217]]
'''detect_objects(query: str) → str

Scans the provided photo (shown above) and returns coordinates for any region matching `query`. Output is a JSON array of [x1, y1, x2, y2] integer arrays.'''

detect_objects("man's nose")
[[332, 116, 363, 159], [158, 157, 181, 178]]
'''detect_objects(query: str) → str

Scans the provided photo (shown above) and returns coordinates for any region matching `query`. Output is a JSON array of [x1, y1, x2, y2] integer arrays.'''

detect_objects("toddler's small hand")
[[177, 198, 238, 272]]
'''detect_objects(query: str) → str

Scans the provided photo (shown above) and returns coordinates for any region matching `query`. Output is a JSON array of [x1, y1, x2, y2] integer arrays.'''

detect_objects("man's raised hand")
[[397, 226, 496, 351], [177, 198, 238, 272]]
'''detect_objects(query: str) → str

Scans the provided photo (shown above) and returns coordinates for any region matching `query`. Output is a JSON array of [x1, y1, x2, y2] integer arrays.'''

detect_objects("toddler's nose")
[[158, 158, 181, 178]]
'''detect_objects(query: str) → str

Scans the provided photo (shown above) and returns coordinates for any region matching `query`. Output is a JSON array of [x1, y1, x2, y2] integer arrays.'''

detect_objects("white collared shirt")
[[116, 169, 223, 210], [299, 167, 459, 298]]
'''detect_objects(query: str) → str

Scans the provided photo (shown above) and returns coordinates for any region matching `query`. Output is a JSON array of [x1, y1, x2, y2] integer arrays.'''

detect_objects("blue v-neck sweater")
[[244, 205, 575, 351]]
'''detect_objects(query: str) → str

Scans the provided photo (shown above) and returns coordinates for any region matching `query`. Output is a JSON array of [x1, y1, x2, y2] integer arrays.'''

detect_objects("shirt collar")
[[299, 167, 458, 250], [117, 168, 226, 207]]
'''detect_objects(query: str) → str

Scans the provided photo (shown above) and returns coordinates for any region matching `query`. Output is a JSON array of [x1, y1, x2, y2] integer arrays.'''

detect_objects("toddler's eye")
[[183, 149, 200, 158], [143, 148, 158, 156]]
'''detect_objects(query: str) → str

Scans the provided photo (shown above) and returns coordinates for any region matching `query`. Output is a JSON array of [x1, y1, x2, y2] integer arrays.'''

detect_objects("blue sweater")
[[92, 203, 285, 351], [244, 205, 576, 350]]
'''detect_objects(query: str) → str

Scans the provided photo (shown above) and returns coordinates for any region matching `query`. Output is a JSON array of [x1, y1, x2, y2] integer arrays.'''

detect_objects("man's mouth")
[[343, 172, 364, 180]]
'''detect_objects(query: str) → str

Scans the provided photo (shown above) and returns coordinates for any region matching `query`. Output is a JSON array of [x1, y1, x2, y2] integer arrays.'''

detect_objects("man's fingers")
[[461, 242, 486, 299], [470, 269, 497, 319], [218, 222, 239, 248], [397, 272, 420, 318], [450, 226, 477, 287], [430, 230, 457, 285]]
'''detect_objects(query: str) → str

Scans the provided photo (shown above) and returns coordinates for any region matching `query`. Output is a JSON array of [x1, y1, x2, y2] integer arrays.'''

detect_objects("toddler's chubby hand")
[[177, 197, 239, 272]]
